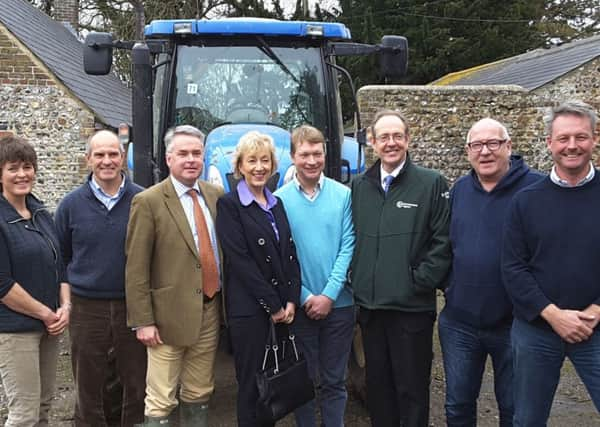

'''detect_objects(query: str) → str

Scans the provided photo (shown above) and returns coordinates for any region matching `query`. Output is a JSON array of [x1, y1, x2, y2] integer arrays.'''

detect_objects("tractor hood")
[[202, 123, 293, 193]]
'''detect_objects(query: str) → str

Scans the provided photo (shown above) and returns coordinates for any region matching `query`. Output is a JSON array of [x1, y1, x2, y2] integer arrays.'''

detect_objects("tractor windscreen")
[[172, 44, 327, 134]]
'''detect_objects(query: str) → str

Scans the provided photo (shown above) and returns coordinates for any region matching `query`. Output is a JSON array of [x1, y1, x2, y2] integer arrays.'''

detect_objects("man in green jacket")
[[351, 109, 451, 427]]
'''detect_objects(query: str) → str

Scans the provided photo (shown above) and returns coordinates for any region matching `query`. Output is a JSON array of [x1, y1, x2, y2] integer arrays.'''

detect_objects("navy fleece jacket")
[[444, 155, 543, 328]]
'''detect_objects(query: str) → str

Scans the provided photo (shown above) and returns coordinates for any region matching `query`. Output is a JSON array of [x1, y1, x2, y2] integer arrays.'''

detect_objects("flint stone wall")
[[0, 25, 94, 210], [358, 60, 600, 185], [534, 58, 600, 109]]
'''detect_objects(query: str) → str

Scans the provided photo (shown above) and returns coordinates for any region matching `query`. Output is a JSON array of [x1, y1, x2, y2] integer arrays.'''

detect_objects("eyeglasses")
[[375, 133, 406, 144], [467, 139, 506, 152]]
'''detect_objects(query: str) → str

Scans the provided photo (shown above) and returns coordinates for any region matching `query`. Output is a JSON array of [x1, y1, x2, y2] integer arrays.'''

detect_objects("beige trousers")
[[0, 331, 59, 427], [144, 299, 220, 418]]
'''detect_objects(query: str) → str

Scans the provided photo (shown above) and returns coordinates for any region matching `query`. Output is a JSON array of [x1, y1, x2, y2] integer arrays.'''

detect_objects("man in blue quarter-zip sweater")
[[351, 110, 451, 427], [55, 130, 146, 427], [503, 100, 600, 425], [275, 125, 355, 427], [440, 118, 543, 427]]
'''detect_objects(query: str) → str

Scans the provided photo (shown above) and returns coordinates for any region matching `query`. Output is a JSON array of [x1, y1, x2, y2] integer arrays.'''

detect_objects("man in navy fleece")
[[503, 100, 600, 425], [55, 130, 147, 426], [440, 118, 542, 426]]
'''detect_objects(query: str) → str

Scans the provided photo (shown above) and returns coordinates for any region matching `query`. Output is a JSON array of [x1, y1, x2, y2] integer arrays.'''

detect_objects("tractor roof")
[[145, 18, 351, 40]]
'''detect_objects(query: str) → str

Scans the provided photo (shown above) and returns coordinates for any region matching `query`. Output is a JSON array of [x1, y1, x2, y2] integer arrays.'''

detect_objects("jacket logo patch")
[[441, 191, 450, 199], [396, 201, 419, 209]]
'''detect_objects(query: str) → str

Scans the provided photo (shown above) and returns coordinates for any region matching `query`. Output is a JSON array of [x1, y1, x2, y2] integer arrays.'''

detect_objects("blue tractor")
[[85, 18, 407, 189], [87, 17, 407, 403]]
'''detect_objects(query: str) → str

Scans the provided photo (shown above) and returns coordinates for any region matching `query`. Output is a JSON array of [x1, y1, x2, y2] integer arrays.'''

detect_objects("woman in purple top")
[[216, 131, 301, 427]]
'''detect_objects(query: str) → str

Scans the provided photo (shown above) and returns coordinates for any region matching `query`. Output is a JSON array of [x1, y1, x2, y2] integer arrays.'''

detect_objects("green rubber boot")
[[141, 415, 171, 426], [179, 401, 209, 427]]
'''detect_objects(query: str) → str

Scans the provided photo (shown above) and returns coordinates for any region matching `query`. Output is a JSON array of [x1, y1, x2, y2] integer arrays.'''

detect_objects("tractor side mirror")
[[84, 32, 114, 75], [379, 35, 408, 79]]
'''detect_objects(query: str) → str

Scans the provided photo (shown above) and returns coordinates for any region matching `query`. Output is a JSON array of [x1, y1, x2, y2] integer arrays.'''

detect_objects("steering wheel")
[[226, 102, 270, 122]]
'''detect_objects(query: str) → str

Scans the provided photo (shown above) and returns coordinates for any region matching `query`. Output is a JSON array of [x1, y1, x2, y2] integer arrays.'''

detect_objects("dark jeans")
[[228, 314, 280, 427], [293, 306, 355, 427], [358, 308, 435, 427], [512, 318, 600, 427], [70, 295, 147, 427], [438, 310, 514, 427]]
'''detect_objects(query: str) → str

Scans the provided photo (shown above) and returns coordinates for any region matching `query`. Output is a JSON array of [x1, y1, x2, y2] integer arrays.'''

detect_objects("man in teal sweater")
[[275, 125, 355, 427], [351, 110, 451, 427]]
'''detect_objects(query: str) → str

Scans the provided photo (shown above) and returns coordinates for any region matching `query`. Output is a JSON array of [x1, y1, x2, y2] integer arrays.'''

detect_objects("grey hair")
[[86, 130, 124, 155], [466, 118, 510, 143], [164, 125, 205, 153], [543, 100, 598, 136]]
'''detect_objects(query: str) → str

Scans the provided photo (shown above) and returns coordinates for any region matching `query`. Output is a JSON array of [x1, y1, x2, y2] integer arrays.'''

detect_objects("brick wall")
[[358, 64, 600, 185], [53, 0, 79, 30], [0, 31, 55, 87], [0, 25, 94, 210]]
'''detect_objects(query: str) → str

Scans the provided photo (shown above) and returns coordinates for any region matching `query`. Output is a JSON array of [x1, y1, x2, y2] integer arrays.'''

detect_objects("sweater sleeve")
[[322, 189, 355, 302], [53, 199, 72, 281], [0, 229, 17, 299], [412, 174, 452, 291], [277, 201, 301, 308], [501, 195, 552, 321]]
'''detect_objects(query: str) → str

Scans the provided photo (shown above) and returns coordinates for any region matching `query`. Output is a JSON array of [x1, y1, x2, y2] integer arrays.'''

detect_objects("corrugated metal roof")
[[432, 35, 600, 90], [0, 0, 131, 128]]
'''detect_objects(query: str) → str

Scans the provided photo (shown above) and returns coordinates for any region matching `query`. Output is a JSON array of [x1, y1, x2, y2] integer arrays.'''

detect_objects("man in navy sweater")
[[55, 130, 146, 426], [440, 118, 542, 427], [502, 100, 600, 425]]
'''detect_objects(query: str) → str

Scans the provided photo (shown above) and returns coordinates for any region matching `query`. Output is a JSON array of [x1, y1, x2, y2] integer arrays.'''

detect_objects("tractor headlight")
[[207, 165, 224, 189], [283, 165, 295, 185]]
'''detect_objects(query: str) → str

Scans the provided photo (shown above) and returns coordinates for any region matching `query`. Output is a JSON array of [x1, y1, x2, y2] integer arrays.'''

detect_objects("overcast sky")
[[279, 0, 340, 16]]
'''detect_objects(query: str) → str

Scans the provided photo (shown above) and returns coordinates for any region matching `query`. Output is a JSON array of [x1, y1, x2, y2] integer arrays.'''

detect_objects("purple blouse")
[[237, 180, 280, 241]]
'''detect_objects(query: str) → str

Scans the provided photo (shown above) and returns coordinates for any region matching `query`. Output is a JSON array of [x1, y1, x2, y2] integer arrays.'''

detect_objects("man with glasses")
[[350, 109, 451, 426], [439, 118, 542, 426], [503, 100, 600, 424]]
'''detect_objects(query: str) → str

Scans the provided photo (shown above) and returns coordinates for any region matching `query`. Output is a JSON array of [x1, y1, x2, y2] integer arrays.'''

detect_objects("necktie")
[[383, 175, 394, 194], [188, 189, 219, 298]]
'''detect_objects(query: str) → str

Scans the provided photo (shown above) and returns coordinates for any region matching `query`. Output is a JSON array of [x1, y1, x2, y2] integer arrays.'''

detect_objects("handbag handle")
[[262, 319, 280, 373], [261, 319, 301, 374]]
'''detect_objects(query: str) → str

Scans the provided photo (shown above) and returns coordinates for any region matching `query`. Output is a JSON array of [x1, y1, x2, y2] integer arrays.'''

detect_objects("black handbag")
[[255, 319, 315, 424]]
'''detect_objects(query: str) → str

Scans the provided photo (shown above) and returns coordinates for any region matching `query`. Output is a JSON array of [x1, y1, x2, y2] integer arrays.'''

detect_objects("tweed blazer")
[[216, 190, 301, 318], [125, 177, 223, 346]]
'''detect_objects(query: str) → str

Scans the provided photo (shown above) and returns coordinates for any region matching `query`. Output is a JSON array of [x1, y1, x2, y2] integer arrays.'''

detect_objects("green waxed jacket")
[[350, 155, 451, 312]]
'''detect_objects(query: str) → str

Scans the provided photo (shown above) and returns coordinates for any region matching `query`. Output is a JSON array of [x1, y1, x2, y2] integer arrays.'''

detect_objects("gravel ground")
[[1, 325, 599, 426]]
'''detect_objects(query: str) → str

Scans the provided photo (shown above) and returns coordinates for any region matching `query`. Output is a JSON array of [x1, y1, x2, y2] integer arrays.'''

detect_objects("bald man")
[[439, 119, 543, 426], [55, 130, 147, 426]]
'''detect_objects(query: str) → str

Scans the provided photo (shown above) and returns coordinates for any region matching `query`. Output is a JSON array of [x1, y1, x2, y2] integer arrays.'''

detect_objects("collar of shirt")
[[293, 172, 324, 200], [170, 175, 200, 198], [380, 160, 406, 189], [89, 173, 126, 209], [237, 179, 278, 210], [550, 162, 595, 188]]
